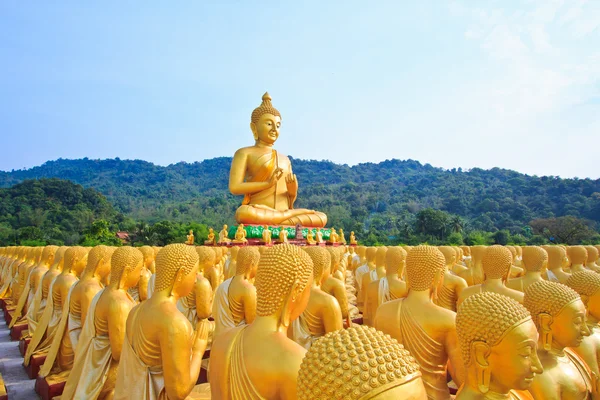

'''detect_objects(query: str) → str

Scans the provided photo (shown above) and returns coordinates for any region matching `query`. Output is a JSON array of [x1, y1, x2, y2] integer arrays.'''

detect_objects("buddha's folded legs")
[[235, 205, 327, 227]]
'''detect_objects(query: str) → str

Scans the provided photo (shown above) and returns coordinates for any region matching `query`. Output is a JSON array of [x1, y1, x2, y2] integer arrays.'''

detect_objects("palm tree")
[[450, 216, 464, 233]]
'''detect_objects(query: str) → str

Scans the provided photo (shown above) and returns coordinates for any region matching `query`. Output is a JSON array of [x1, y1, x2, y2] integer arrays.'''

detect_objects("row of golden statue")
[[1, 243, 600, 399]]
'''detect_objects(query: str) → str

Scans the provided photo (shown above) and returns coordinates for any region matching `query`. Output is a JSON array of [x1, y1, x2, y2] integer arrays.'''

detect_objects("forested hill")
[[1, 157, 599, 244]]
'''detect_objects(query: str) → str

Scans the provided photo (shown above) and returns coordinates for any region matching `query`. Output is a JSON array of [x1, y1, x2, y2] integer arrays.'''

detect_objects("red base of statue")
[[10, 322, 27, 341], [19, 337, 31, 357], [25, 354, 46, 379], [35, 375, 66, 400]]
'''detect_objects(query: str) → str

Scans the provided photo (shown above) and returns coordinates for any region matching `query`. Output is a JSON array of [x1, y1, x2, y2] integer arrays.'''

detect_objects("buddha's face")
[[252, 113, 280, 145], [487, 319, 542, 393], [365, 377, 427, 399], [552, 299, 590, 348]]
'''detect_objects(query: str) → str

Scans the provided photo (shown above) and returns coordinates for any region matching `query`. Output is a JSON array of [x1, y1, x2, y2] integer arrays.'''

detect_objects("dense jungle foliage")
[[0, 157, 599, 246]]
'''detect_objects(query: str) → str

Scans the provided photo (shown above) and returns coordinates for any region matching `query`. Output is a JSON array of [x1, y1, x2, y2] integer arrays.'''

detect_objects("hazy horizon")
[[2, 2, 599, 179]]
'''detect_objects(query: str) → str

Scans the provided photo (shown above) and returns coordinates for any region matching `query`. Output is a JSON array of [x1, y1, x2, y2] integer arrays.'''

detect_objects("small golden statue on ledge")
[[218, 224, 231, 245], [204, 227, 216, 245], [229, 92, 328, 227], [232, 224, 248, 244], [328, 228, 339, 244], [306, 229, 316, 245], [350, 231, 358, 245], [278, 228, 289, 243], [315, 227, 324, 244], [338, 228, 347, 244], [261, 225, 272, 245], [186, 229, 194, 245]]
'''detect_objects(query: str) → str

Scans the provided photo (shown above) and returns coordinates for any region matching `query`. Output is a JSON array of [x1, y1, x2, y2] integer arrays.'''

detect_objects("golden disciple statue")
[[177, 247, 214, 329], [507, 246, 548, 293], [261, 225, 273, 245], [306, 229, 316, 245], [458, 245, 524, 307], [364, 247, 408, 326], [568, 246, 588, 273], [61, 246, 143, 399], [322, 247, 351, 327], [232, 224, 248, 244], [205, 228, 216, 245], [218, 225, 231, 244], [278, 227, 289, 243], [544, 245, 571, 283], [349, 231, 357, 245], [213, 246, 260, 337], [523, 280, 592, 399], [435, 246, 468, 312], [297, 325, 428, 400], [585, 246, 600, 273], [374, 245, 465, 399], [113, 244, 210, 400], [293, 247, 342, 349], [186, 230, 195, 245], [229, 92, 327, 227], [338, 228, 347, 245], [566, 270, 600, 396], [458, 245, 485, 286], [455, 292, 543, 400], [209, 244, 313, 399]]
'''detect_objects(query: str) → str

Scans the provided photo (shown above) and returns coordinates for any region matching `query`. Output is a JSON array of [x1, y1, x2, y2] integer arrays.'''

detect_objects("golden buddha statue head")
[[566, 271, 600, 319], [84, 245, 115, 279], [110, 247, 144, 290], [154, 244, 199, 299], [297, 325, 426, 400], [250, 92, 281, 145], [63, 246, 90, 276], [139, 246, 156, 271], [304, 246, 331, 285], [456, 292, 542, 394], [521, 246, 548, 272], [461, 246, 471, 257], [506, 245, 517, 259], [255, 244, 313, 327], [366, 247, 377, 263], [438, 246, 457, 267], [385, 247, 407, 276], [470, 245, 486, 264], [516, 246, 523, 257], [482, 245, 512, 281], [195, 246, 216, 272], [236, 246, 260, 278], [546, 246, 568, 271], [40, 245, 59, 267], [357, 246, 366, 258], [375, 247, 387, 267], [524, 280, 589, 351], [585, 245, 599, 263], [326, 247, 342, 272], [567, 246, 587, 265], [405, 245, 445, 295]]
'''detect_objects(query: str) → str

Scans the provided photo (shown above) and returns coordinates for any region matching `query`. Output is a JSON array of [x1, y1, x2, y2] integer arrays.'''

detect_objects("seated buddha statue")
[[460, 246, 473, 268], [452, 247, 469, 275], [515, 245, 524, 267], [186, 230, 195, 245], [349, 231, 357, 245], [177, 247, 214, 329], [205, 227, 216, 245], [507, 246, 548, 293], [585, 246, 600, 273], [232, 224, 248, 244], [544, 245, 571, 283], [218, 225, 231, 245], [209, 244, 314, 399], [11, 247, 41, 308], [435, 246, 468, 312], [568, 246, 589, 273], [338, 228, 347, 245], [329, 246, 346, 281], [458, 245, 524, 307], [328, 228, 339, 244], [261, 225, 273, 245], [566, 270, 600, 396], [60, 246, 144, 399], [114, 244, 210, 400], [297, 325, 427, 399], [229, 92, 327, 227], [135, 246, 155, 302], [322, 247, 351, 327], [213, 246, 259, 337], [224, 245, 240, 280], [375, 245, 465, 399], [278, 227, 289, 243], [361, 247, 387, 323], [202, 246, 221, 292], [356, 247, 377, 311], [25, 246, 89, 368], [455, 292, 543, 400], [306, 229, 316, 245], [364, 247, 408, 326], [458, 245, 485, 286], [507, 246, 525, 278], [26, 246, 67, 336], [293, 247, 342, 349], [523, 280, 593, 400], [9, 245, 58, 330]]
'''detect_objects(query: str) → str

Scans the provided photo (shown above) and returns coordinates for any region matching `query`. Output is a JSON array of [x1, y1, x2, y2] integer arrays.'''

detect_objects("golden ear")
[[168, 267, 184, 297], [471, 341, 491, 394], [538, 313, 553, 351], [250, 122, 258, 140]]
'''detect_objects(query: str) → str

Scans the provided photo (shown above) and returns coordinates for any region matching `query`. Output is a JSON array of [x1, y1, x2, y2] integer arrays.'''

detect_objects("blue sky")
[[1, 1, 599, 178]]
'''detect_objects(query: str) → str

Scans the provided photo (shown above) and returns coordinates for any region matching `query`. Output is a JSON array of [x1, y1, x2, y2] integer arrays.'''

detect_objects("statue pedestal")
[[10, 322, 27, 341], [25, 354, 46, 379], [19, 337, 31, 357], [4, 307, 15, 325], [35, 374, 66, 400]]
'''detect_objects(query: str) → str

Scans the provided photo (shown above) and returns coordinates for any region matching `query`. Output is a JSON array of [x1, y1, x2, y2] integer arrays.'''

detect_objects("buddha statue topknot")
[[229, 92, 328, 227], [455, 292, 542, 399], [297, 325, 427, 399]]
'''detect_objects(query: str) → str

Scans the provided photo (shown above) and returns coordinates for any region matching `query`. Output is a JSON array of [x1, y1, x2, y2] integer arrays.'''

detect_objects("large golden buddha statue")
[[544, 246, 571, 283], [436, 246, 468, 312], [566, 270, 600, 396], [458, 245, 485, 286], [585, 246, 600, 273], [178, 247, 214, 329], [458, 245, 523, 307], [297, 325, 427, 399], [455, 292, 543, 400], [374, 245, 465, 399], [322, 247, 351, 327], [293, 247, 342, 349], [61, 246, 143, 399], [524, 280, 592, 399], [229, 92, 327, 227], [568, 245, 589, 273], [507, 246, 548, 293], [209, 243, 313, 399]]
